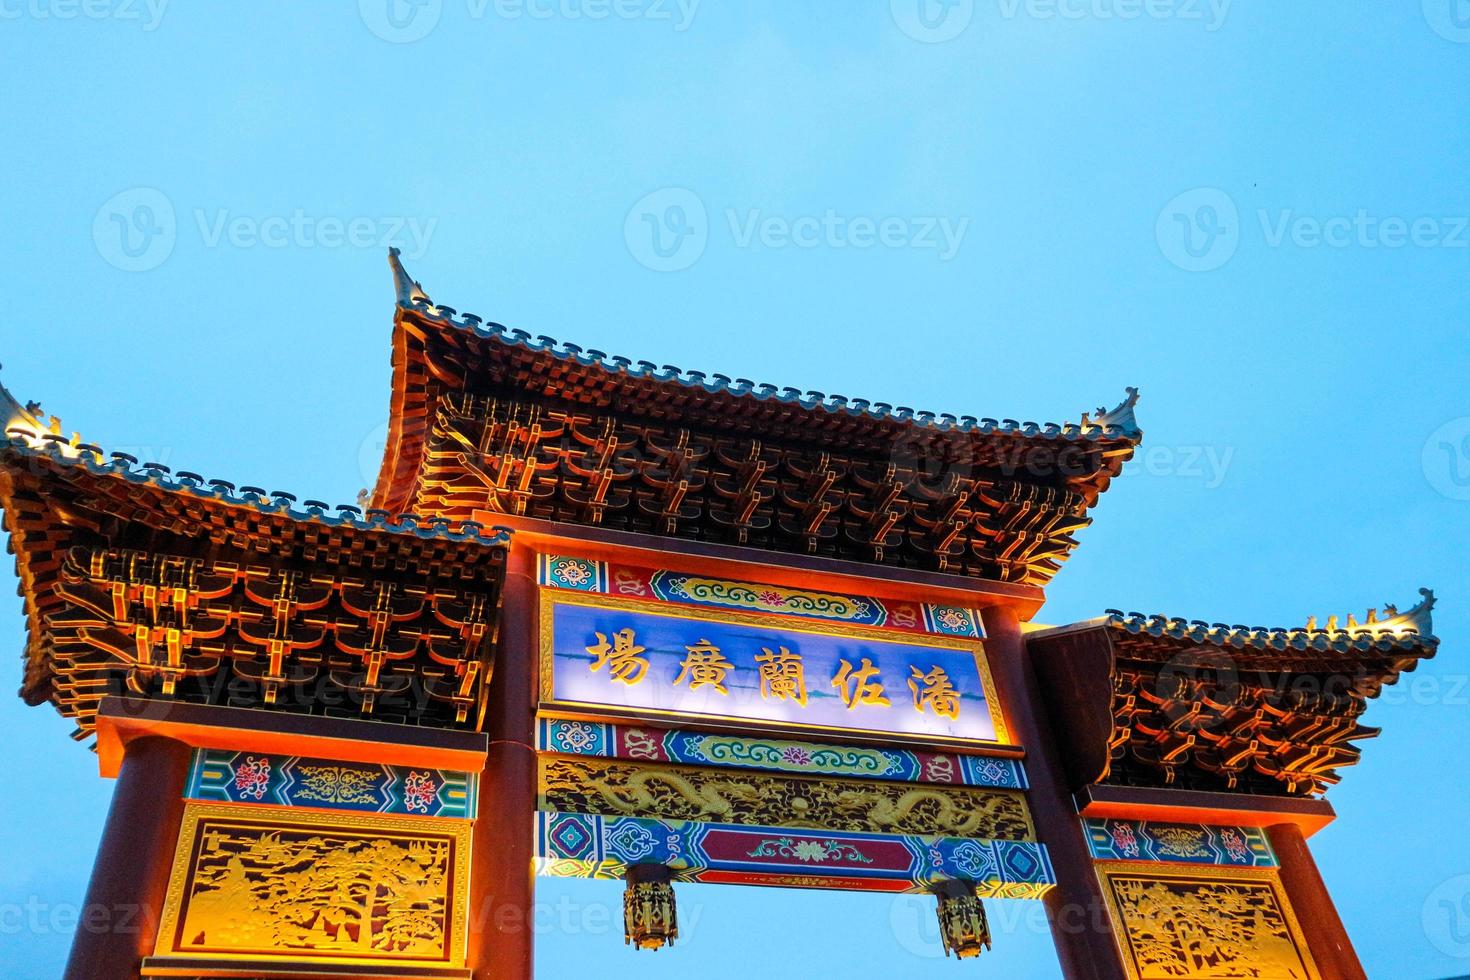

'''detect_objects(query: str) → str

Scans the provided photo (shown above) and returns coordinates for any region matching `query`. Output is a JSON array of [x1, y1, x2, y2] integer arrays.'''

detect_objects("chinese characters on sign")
[[544, 592, 1008, 748]]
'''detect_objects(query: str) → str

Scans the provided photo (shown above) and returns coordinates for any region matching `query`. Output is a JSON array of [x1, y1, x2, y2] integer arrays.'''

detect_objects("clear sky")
[[2, 3, 1468, 977]]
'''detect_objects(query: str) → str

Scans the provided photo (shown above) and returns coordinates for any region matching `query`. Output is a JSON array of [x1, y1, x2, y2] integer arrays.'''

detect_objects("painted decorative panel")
[[184, 749, 476, 819], [1084, 819, 1275, 867], [539, 590, 1009, 749], [539, 554, 984, 638], [536, 811, 1055, 898], [538, 717, 1027, 788], [1096, 863, 1318, 980], [154, 803, 471, 970], [538, 756, 1033, 840]]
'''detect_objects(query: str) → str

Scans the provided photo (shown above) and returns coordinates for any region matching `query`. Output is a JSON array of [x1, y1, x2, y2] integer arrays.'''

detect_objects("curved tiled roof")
[[1, 383, 512, 548], [386, 248, 1144, 444], [1103, 589, 1438, 655]]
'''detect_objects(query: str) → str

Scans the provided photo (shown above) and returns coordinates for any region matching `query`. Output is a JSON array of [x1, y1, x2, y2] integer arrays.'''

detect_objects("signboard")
[[539, 590, 1011, 750]]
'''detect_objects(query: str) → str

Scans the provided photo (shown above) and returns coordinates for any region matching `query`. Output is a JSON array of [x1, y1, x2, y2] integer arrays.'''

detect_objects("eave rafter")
[[370, 250, 1143, 587], [0, 379, 513, 740], [1030, 592, 1441, 799]]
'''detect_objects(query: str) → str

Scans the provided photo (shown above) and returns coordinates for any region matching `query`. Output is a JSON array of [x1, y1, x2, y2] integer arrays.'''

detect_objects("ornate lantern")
[[623, 864, 678, 951], [934, 879, 992, 959]]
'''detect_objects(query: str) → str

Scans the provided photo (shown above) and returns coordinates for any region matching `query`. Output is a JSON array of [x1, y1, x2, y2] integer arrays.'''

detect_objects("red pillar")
[[1267, 822, 1366, 979], [63, 734, 191, 980], [981, 606, 1128, 980], [468, 542, 538, 979]]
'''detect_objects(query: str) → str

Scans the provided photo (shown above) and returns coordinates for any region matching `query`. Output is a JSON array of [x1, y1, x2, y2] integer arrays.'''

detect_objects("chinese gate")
[[0, 250, 1438, 979]]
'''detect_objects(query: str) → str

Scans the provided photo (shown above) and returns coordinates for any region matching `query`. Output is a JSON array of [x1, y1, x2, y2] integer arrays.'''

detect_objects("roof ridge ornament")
[[1092, 386, 1141, 436], [1, 362, 84, 455], [388, 246, 432, 308], [1305, 587, 1436, 638]]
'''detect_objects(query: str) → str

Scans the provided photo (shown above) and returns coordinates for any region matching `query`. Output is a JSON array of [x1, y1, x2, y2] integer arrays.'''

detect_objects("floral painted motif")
[[1219, 828, 1250, 863], [402, 770, 439, 813], [1110, 821, 1141, 858], [554, 560, 595, 587], [746, 837, 874, 865], [756, 590, 787, 607], [936, 608, 969, 631], [781, 746, 812, 766], [608, 820, 658, 861], [950, 840, 994, 878], [555, 721, 602, 753], [233, 756, 271, 801]]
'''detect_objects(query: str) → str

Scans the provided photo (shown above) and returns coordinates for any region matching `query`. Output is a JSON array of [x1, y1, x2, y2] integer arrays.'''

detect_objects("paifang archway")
[[0, 250, 1437, 979]]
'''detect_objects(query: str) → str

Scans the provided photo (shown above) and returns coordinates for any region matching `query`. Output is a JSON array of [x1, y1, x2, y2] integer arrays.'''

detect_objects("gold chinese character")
[[908, 664, 961, 720], [832, 657, 890, 710], [586, 628, 649, 685], [674, 640, 734, 695], [754, 646, 808, 706]]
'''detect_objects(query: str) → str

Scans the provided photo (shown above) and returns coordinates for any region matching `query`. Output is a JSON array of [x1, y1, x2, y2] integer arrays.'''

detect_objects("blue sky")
[[2, 2, 1468, 976]]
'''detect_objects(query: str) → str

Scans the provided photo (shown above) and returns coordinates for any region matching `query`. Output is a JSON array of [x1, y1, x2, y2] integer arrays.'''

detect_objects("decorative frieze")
[[538, 756, 1033, 841], [1083, 819, 1275, 867], [540, 554, 984, 638], [537, 811, 1055, 897], [537, 717, 1027, 788], [185, 749, 477, 819]]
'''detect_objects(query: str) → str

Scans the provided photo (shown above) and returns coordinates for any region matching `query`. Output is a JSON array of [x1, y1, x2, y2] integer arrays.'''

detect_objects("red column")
[[981, 606, 1128, 980], [63, 734, 191, 980], [1267, 822, 1366, 979], [467, 543, 538, 979]]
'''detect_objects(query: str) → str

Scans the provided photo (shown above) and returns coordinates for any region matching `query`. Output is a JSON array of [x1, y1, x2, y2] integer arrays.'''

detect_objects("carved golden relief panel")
[[1096, 863, 1318, 980], [539, 756, 1035, 841], [154, 803, 470, 967]]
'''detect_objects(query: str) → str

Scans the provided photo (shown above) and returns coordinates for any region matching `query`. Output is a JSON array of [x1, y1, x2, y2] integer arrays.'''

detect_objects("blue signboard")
[[539, 591, 1011, 749]]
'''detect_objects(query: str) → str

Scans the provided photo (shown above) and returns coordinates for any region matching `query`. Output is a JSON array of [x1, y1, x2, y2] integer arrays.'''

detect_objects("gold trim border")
[[155, 802, 472, 968], [537, 588, 1014, 750], [537, 752, 1038, 841], [1093, 861, 1320, 980]]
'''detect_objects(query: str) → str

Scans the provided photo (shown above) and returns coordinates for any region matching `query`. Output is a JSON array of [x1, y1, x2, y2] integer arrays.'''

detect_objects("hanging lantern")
[[623, 864, 678, 951], [934, 880, 992, 959]]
